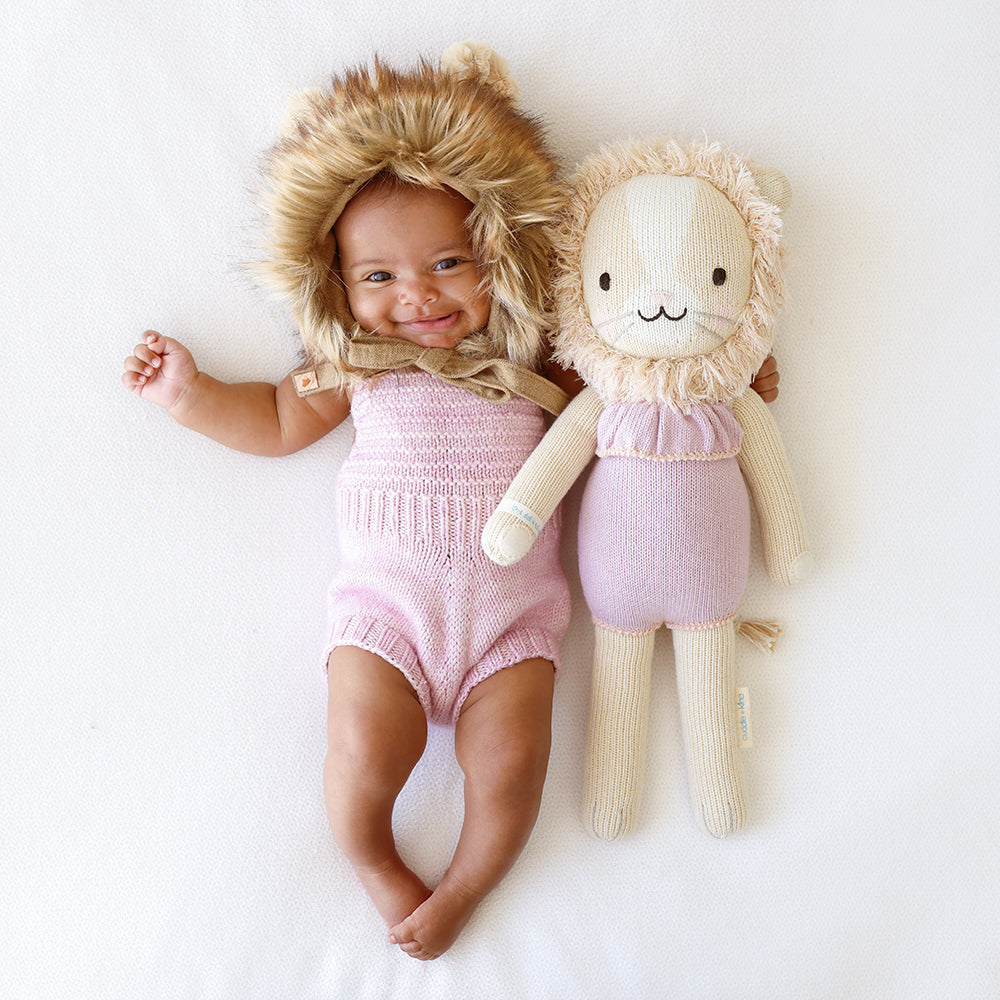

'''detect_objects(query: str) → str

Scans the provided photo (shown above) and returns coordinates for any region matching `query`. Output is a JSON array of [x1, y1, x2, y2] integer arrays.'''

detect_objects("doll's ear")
[[278, 88, 326, 138], [752, 167, 792, 213], [441, 40, 520, 104]]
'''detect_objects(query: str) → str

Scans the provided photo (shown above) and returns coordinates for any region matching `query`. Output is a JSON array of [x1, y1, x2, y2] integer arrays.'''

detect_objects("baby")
[[122, 46, 574, 961], [122, 45, 780, 960]]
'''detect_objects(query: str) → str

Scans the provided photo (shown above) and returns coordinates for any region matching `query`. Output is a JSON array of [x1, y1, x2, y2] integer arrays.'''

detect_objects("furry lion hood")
[[255, 42, 562, 383]]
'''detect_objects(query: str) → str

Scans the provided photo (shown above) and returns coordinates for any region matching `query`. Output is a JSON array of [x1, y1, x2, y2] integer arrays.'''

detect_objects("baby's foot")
[[355, 857, 431, 930], [388, 874, 484, 960]]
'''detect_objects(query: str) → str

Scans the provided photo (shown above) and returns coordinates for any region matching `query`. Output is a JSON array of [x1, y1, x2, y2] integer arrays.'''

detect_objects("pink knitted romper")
[[324, 370, 570, 724], [577, 401, 749, 634]]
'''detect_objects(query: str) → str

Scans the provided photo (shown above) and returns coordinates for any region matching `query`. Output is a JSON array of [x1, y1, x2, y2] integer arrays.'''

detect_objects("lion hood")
[[256, 42, 562, 384]]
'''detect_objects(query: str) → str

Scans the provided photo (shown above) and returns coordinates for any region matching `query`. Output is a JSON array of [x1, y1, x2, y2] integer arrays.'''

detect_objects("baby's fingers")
[[122, 361, 151, 393], [121, 367, 148, 393], [140, 330, 169, 355], [128, 343, 163, 371]]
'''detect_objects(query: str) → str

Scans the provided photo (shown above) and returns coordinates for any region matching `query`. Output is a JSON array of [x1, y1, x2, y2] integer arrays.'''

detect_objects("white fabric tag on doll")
[[736, 687, 753, 748], [497, 498, 545, 538]]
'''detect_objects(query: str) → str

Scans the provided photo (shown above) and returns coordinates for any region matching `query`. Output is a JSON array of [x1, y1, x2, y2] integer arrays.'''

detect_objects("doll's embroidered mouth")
[[638, 307, 687, 322]]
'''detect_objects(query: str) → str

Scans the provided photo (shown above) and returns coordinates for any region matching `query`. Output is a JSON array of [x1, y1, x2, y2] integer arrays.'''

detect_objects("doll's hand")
[[750, 354, 779, 402], [122, 331, 198, 410], [482, 502, 544, 565], [768, 547, 814, 586]]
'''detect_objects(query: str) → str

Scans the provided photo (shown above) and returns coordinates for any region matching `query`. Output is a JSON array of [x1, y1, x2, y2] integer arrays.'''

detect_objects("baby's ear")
[[752, 167, 792, 213], [441, 40, 519, 104], [278, 88, 326, 138]]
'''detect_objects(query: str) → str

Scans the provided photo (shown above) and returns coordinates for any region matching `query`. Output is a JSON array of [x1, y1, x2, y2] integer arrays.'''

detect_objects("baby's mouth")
[[403, 312, 460, 332]]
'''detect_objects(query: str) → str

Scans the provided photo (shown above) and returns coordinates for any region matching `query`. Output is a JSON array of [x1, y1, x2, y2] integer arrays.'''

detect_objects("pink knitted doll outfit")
[[325, 370, 570, 725], [577, 400, 750, 634]]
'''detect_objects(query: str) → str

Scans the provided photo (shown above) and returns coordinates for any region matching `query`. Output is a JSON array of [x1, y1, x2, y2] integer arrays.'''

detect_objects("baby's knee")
[[477, 729, 551, 802], [324, 729, 402, 802]]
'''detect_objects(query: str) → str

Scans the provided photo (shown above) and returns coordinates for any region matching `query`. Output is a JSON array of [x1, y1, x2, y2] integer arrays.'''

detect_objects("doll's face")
[[581, 174, 753, 361], [335, 183, 491, 349]]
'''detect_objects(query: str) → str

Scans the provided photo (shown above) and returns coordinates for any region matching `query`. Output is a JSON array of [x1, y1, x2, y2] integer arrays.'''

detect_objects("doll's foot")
[[355, 857, 432, 930], [587, 794, 637, 841], [388, 874, 484, 960], [697, 792, 746, 839]]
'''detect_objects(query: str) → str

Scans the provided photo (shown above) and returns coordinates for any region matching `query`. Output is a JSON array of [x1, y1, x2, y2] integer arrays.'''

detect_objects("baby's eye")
[[712, 267, 727, 286], [364, 271, 395, 283], [433, 257, 463, 272], [599, 272, 611, 291]]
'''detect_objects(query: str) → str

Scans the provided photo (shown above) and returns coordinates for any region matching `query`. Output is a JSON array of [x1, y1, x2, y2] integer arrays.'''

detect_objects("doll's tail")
[[736, 619, 782, 653]]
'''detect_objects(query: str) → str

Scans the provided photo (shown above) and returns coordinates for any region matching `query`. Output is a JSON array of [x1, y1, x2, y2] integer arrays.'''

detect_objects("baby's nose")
[[399, 277, 437, 304]]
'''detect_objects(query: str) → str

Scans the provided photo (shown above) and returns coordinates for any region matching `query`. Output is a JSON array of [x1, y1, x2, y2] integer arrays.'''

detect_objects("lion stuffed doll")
[[482, 138, 811, 839]]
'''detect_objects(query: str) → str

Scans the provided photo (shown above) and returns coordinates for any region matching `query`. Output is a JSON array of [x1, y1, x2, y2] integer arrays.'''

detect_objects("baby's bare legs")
[[323, 647, 431, 928], [389, 658, 554, 960]]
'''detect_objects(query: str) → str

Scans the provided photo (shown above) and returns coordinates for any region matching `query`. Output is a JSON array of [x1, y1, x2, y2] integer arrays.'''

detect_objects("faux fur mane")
[[254, 44, 563, 389], [551, 139, 788, 409]]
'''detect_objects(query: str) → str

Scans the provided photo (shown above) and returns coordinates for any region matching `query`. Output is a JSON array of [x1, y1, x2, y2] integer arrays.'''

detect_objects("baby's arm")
[[122, 331, 350, 456]]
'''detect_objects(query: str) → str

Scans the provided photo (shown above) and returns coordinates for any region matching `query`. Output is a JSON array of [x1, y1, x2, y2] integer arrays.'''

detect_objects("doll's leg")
[[323, 645, 431, 928], [584, 624, 655, 840], [389, 657, 554, 960], [673, 623, 746, 838]]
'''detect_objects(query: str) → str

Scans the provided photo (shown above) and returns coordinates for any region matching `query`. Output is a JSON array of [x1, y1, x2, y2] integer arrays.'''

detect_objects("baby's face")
[[334, 183, 490, 349]]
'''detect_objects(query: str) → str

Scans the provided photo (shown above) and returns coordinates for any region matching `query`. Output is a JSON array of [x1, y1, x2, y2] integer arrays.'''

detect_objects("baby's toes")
[[389, 923, 433, 961]]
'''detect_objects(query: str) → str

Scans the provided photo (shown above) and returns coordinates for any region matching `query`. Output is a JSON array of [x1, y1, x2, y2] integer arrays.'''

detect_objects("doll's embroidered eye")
[[599, 272, 611, 291], [712, 267, 727, 286]]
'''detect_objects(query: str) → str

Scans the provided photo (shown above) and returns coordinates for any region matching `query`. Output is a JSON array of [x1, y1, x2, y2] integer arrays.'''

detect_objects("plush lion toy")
[[482, 137, 811, 839]]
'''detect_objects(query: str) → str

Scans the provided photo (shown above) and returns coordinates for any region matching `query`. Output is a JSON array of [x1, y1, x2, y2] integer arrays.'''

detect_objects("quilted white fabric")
[[3, 2, 998, 997]]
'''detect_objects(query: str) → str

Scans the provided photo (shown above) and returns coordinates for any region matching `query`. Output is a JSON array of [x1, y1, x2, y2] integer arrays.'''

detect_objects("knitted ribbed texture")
[[674, 624, 746, 838], [579, 400, 750, 632], [340, 371, 548, 503], [584, 627, 655, 841], [481, 387, 603, 564], [731, 390, 812, 584], [327, 371, 570, 724]]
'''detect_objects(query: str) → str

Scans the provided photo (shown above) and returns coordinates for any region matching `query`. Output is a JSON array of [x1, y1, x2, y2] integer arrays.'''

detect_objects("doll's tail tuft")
[[736, 619, 782, 653]]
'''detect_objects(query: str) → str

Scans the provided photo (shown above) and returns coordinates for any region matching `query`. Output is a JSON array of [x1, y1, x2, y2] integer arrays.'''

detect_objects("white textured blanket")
[[3, 2, 997, 997]]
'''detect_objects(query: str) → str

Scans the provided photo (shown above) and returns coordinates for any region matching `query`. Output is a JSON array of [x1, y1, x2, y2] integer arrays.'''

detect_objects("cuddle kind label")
[[736, 687, 753, 749]]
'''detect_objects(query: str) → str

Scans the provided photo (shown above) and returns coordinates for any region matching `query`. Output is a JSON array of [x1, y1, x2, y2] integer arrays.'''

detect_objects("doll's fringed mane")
[[551, 139, 788, 410], [253, 43, 563, 391]]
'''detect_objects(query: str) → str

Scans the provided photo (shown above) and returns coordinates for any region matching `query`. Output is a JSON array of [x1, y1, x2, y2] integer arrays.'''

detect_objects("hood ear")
[[278, 88, 326, 138], [752, 166, 791, 213], [441, 40, 520, 104]]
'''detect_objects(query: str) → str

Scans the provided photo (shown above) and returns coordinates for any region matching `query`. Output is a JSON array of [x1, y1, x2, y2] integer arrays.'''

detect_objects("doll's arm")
[[123, 331, 350, 456], [732, 389, 812, 585], [483, 385, 603, 565]]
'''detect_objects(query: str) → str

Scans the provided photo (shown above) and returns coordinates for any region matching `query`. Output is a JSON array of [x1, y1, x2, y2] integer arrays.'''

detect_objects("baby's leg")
[[323, 646, 431, 928], [389, 658, 554, 960]]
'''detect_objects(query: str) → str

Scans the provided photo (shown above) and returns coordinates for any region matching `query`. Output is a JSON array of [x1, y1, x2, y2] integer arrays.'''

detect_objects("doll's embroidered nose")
[[650, 290, 675, 307]]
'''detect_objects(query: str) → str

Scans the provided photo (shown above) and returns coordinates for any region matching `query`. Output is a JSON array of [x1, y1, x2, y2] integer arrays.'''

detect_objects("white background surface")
[[3, 2, 998, 997]]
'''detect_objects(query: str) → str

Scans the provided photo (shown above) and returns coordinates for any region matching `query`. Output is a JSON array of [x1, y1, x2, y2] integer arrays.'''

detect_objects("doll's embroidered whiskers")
[[592, 312, 640, 350], [693, 308, 735, 327], [592, 311, 633, 333], [692, 320, 728, 345]]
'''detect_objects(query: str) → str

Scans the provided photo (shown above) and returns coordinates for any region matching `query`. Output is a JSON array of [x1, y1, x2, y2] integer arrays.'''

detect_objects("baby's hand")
[[122, 331, 198, 410], [751, 354, 780, 402]]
